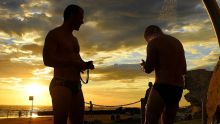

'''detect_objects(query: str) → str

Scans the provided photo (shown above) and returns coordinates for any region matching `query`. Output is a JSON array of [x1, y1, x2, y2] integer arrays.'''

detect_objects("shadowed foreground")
[[0, 117, 201, 124]]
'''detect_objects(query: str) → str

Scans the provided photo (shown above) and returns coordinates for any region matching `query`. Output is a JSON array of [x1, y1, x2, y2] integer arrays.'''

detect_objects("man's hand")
[[81, 61, 95, 73], [81, 62, 88, 72], [86, 61, 95, 70], [140, 59, 146, 71]]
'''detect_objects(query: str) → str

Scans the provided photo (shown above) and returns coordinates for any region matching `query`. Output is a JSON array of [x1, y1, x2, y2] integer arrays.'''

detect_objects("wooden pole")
[[203, 0, 220, 46], [29, 96, 34, 117], [31, 100, 33, 117], [202, 1, 220, 123]]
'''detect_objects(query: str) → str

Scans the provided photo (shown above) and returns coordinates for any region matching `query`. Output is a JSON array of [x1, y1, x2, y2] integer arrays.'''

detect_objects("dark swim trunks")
[[153, 83, 183, 106], [49, 78, 81, 94]]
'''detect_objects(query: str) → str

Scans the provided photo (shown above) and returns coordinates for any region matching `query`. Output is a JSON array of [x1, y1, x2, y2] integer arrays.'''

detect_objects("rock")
[[185, 69, 213, 106]]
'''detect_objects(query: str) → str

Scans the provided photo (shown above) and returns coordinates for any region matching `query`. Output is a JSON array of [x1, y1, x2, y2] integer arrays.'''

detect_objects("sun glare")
[[31, 113, 39, 118], [25, 83, 46, 96]]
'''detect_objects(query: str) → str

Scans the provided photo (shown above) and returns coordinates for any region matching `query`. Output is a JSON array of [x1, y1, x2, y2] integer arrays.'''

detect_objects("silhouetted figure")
[[116, 114, 121, 121], [111, 115, 115, 121], [89, 101, 93, 112], [116, 107, 123, 113], [43, 4, 94, 124], [186, 114, 192, 120], [140, 25, 186, 124], [84, 121, 89, 124], [18, 111, 22, 118], [144, 82, 153, 106]]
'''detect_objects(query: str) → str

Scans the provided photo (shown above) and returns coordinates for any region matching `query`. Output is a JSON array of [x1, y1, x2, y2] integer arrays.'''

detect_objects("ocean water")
[[0, 105, 52, 118], [0, 105, 117, 118]]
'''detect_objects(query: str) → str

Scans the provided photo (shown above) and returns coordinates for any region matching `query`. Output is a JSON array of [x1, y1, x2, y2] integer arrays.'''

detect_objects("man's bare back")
[[146, 35, 186, 87]]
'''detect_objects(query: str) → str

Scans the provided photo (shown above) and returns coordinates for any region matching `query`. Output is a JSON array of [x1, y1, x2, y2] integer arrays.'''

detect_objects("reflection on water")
[[31, 113, 39, 118]]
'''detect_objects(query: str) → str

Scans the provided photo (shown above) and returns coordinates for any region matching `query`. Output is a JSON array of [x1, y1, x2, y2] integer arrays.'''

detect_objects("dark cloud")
[[76, 0, 164, 51], [36, 0, 163, 52], [92, 56, 112, 65], [0, 14, 54, 37], [0, 0, 27, 11], [0, 0, 215, 52], [0, 0, 216, 80], [76, 0, 214, 52], [21, 44, 43, 55], [90, 64, 154, 81], [176, 0, 206, 18]]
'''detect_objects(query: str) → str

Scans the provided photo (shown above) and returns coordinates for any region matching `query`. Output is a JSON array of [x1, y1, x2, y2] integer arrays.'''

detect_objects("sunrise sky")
[[0, 0, 220, 107]]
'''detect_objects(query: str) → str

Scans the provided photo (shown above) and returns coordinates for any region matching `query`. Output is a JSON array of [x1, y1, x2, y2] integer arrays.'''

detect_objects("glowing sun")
[[25, 83, 46, 96]]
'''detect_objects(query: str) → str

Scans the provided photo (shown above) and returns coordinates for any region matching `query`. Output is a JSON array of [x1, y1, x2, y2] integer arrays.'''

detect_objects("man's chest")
[[57, 36, 80, 53]]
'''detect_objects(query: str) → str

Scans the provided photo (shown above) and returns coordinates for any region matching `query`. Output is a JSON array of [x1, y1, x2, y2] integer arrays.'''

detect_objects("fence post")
[[141, 98, 145, 124], [7, 110, 9, 118]]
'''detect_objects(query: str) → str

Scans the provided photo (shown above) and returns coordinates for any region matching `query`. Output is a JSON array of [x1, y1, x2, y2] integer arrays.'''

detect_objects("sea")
[[0, 105, 53, 119], [0, 105, 117, 119]]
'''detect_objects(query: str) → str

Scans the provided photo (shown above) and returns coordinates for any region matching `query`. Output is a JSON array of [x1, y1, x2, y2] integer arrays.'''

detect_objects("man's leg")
[[161, 104, 179, 124], [145, 88, 165, 124], [69, 90, 85, 124], [50, 86, 72, 124]]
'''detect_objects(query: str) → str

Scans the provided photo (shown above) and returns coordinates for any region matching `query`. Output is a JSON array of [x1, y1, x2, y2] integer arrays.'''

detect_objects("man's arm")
[[182, 53, 187, 75], [144, 42, 157, 73], [43, 31, 85, 68], [180, 44, 187, 75]]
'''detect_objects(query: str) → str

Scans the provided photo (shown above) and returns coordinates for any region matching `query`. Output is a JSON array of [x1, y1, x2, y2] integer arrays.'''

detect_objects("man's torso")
[[51, 27, 82, 81]]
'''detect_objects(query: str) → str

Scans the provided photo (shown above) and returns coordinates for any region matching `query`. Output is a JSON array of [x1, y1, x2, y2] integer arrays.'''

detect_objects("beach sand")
[[0, 115, 116, 124], [0, 117, 53, 124], [0, 115, 201, 124]]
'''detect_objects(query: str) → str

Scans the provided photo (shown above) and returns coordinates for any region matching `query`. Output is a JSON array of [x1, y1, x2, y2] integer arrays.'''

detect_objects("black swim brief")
[[153, 83, 183, 106], [49, 78, 82, 94]]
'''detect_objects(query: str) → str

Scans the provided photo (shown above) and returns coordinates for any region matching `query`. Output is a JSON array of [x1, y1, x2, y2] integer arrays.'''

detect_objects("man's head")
[[144, 25, 163, 43], [63, 4, 84, 31], [148, 82, 153, 88]]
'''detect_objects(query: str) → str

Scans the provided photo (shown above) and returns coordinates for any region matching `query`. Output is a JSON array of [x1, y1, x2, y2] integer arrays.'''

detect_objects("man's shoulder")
[[160, 34, 177, 40], [161, 34, 182, 45], [48, 27, 60, 35], [165, 34, 181, 42], [151, 35, 183, 48], [46, 27, 62, 40]]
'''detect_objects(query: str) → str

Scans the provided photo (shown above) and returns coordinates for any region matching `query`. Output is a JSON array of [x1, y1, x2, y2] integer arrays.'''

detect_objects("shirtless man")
[[43, 4, 94, 124], [141, 25, 186, 124]]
